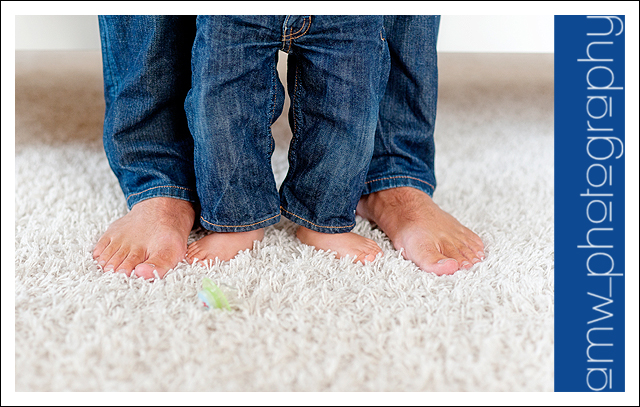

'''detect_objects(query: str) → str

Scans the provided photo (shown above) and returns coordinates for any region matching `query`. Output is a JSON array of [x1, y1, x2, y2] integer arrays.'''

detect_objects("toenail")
[[117, 269, 127, 274], [438, 258, 455, 264], [472, 257, 481, 263], [477, 251, 485, 260], [104, 265, 114, 271], [98, 260, 106, 266]]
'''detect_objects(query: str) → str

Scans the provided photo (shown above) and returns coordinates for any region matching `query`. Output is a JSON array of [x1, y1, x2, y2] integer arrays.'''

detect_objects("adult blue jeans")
[[98, 16, 199, 207], [100, 15, 388, 233], [363, 15, 439, 197], [98, 15, 438, 230]]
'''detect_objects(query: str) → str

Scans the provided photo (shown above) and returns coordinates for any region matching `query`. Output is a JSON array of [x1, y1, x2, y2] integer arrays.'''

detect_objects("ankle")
[[132, 197, 195, 228], [361, 188, 429, 236], [245, 228, 266, 241], [296, 225, 320, 238]]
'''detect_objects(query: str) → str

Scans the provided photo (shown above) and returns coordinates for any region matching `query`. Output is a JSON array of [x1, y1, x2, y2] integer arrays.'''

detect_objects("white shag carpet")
[[14, 51, 554, 392]]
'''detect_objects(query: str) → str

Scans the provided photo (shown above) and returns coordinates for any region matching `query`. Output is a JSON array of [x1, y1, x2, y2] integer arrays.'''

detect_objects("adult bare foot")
[[93, 197, 195, 279], [356, 187, 484, 275], [296, 226, 382, 264], [186, 228, 265, 265]]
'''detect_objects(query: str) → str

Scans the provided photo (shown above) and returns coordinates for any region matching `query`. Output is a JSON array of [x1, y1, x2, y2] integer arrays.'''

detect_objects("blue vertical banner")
[[555, 15, 625, 392]]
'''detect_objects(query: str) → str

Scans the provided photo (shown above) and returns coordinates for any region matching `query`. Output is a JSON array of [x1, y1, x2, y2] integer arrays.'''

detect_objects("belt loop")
[[281, 15, 291, 52]]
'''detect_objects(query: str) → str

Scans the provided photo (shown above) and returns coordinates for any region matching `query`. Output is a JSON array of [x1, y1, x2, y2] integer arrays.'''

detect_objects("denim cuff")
[[125, 185, 198, 210], [199, 211, 281, 233], [362, 175, 436, 198], [280, 207, 356, 234]]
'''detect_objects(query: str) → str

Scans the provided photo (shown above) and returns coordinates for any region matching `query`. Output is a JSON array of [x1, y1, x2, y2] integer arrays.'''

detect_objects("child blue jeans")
[[98, 15, 439, 233]]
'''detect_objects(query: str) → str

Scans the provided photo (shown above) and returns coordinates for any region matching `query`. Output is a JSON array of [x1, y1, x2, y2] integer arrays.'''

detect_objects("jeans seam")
[[285, 16, 311, 41], [378, 19, 397, 176], [292, 64, 299, 138], [99, 18, 118, 98], [365, 175, 435, 190], [125, 185, 195, 205], [287, 63, 301, 165], [200, 211, 280, 228], [281, 15, 290, 52], [280, 206, 355, 230], [268, 54, 277, 156]]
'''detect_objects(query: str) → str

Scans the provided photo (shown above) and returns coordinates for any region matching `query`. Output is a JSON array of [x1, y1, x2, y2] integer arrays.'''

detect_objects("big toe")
[[355, 244, 382, 264], [427, 258, 460, 276], [409, 249, 460, 276], [133, 263, 169, 280]]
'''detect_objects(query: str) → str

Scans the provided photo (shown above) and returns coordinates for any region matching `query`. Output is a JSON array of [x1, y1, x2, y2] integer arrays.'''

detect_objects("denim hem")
[[280, 207, 355, 234], [199, 212, 281, 233], [125, 185, 198, 210], [362, 175, 436, 198]]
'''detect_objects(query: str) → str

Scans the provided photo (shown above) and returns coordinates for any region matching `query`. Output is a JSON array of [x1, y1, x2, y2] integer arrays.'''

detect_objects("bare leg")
[[186, 228, 265, 265], [296, 226, 382, 264], [93, 197, 195, 279], [357, 187, 484, 275]]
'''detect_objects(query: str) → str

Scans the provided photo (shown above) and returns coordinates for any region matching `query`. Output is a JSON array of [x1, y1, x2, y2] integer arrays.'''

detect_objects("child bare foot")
[[357, 187, 484, 275], [93, 197, 196, 279], [296, 226, 382, 263], [186, 228, 265, 265]]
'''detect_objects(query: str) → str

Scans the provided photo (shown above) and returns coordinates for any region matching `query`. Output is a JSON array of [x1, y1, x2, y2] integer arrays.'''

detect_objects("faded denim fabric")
[[98, 16, 199, 208], [364, 15, 440, 198], [98, 15, 439, 233], [185, 16, 389, 233]]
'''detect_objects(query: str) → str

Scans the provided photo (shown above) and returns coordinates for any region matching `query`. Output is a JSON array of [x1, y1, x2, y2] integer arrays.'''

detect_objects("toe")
[[434, 258, 460, 275], [136, 247, 182, 279], [365, 242, 382, 259], [116, 250, 146, 275], [355, 238, 382, 263], [354, 251, 375, 264], [134, 256, 175, 279], [93, 237, 110, 259], [440, 241, 467, 268], [133, 263, 164, 279], [469, 240, 486, 261], [96, 240, 121, 268], [405, 245, 459, 276], [186, 245, 203, 264], [103, 246, 128, 272], [421, 255, 459, 275], [362, 248, 382, 263], [464, 231, 485, 254], [457, 243, 479, 266]]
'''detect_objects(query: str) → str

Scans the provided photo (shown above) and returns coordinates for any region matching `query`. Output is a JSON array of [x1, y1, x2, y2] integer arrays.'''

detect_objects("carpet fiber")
[[14, 51, 554, 391]]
